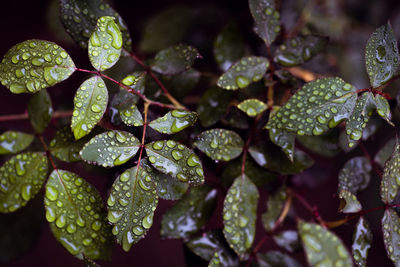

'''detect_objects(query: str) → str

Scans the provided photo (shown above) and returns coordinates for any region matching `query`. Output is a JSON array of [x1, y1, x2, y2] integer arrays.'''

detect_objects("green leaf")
[[222, 107, 250, 129], [268, 128, 295, 161], [217, 56, 269, 90], [152, 170, 188, 201], [44, 170, 112, 260], [375, 94, 393, 124], [338, 190, 362, 213], [257, 251, 302, 267], [107, 160, 158, 252], [0, 40, 75, 93], [149, 110, 198, 134], [213, 22, 245, 71], [223, 175, 259, 259], [381, 143, 400, 203], [262, 186, 287, 231], [365, 22, 400, 88], [160, 69, 201, 100], [145, 140, 204, 185], [194, 129, 244, 162], [208, 251, 221, 267], [71, 76, 108, 140], [161, 186, 217, 238], [59, 0, 132, 50], [110, 87, 143, 127], [274, 35, 328, 67], [237, 99, 267, 117], [151, 44, 200, 75], [298, 221, 353, 267], [297, 131, 341, 158], [80, 131, 141, 167], [0, 131, 34, 155], [375, 138, 396, 167], [352, 217, 372, 267], [382, 208, 400, 266], [89, 16, 122, 71], [338, 157, 371, 194], [266, 77, 358, 136], [0, 152, 48, 213], [249, 0, 281, 46], [27, 89, 53, 133], [273, 230, 301, 253]]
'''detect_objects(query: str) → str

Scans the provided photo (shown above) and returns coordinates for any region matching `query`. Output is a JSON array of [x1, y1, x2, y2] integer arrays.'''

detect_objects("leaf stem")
[[290, 189, 325, 225]]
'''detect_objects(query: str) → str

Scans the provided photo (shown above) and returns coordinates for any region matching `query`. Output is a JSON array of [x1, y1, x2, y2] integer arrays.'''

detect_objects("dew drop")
[[235, 76, 250, 89]]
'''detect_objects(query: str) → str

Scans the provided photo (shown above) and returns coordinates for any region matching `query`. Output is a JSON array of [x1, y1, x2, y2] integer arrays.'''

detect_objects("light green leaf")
[[149, 110, 197, 134], [298, 221, 353, 267], [151, 44, 200, 75], [194, 129, 244, 162], [257, 251, 302, 267], [107, 160, 158, 252], [161, 186, 217, 238], [0, 152, 48, 213], [375, 94, 393, 124], [71, 76, 108, 140], [352, 217, 372, 267], [0, 131, 34, 155], [249, 0, 280, 46], [44, 170, 112, 260], [381, 143, 400, 203], [365, 22, 400, 88], [268, 128, 295, 161], [217, 56, 269, 90], [0, 39, 75, 93], [237, 99, 267, 117], [374, 138, 396, 167], [266, 77, 358, 136], [28, 89, 53, 133], [273, 230, 301, 253], [80, 131, 141, 167], [382, 208, 400, 266], [89, 16, 122, 71], [152, 170, 188, 201], [223, 175, 259, 260], [262, 186, 287, 231], [338, 190, 362, 213], [145, 140, 204, 185], [59, 0, 132, 50]]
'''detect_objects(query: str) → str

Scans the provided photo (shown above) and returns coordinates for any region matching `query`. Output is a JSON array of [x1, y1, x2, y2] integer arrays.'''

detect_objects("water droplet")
[[166, 140, 176, 148], [76, 216, 85, 227], [56, 214, 66, 228], [15, 160, 26, 176], [152, 141, 164, 150], [82, 238, 93, 246], [303, 234, 322, 252], [239, 215, 248, 227], [108, 210, 123, 223], [142, 214, 153, 229], [132, 225, 144, 235], [116, 132, 127, 143], [92, 220, 102, 231], [171, 150, 183, 161], [91, 104, 102, 113], [45, 207, 56, 222], [67, 223, 77, 234], [106, 20, 123, 49], [46, 185, 58, 201], [21, 184, 32, 201], [187, 154, 201, 167], [177, 172, 188, 182], [235, 76, 250, 88]]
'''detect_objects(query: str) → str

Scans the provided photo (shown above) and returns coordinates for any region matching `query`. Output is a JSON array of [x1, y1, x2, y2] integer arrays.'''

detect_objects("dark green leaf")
[[59, 0, 132, 50], [208, 252, 221, 267], [80, 131, 141, 167], [269, 128, 295, 161], [223, 175, 259, 259], [365, 22, 400, 88], [338, 157, 371, 194], [375, 94, 393, 124], [110, 86, 143, 127], [0, 131, 34, 155], [27, 89, 53, 133], [249, 0, 281, 46], [0, 39, 75, 93], [257, 251, 301, 267], [381, 143, 400, 203], [145, 140, 204, 185], [338, 190, 362, 213], [44, 170, 112, 260], [352, 217, 372, 267], [194, 129, 244, 162], [382, 208, 400, 266], [222, 107, 250, 129], [262, 186, 287, 231], [161, 186, 217, 238], [160, 69, 201, 100], [217, 56, 269, 90], [273, 230, 301, 253], [151, 44, 200, 75], [71, 76, 108, 140], [266, 77, 358, 136], [0, 152, 48, 213], [274, 35, 328, 67], [107, 160, 158, 251], [298, 221, 353, 267], [88, 16, 122, 71], [152, 169, 188, 201], [237, 99, 267, 117], [149, 110, 197, 134], [297, 131, 341, 157], [374, 138, 396, 167]]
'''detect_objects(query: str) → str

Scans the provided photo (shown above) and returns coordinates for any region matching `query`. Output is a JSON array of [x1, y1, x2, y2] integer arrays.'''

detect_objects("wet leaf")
[[160, 69, 201, 100], [352, 217, 372, 267], [374, 138, 396, 167], [194, 129, 244, 162], [381, 144, 400, 203], [268, 128, 295, 161], [27, 89, 53, 133], [375, 94, 393, 124], [262, 186, 287, 231], [0, 131, 34, 155], [161, 185, 217, 238], [88, 16, 122, 71], [149, 110, 198, 134], [237, 99, 268, 117], [59, 0, 131, 50], [80, 131, 141, 167], [298, 221, 353, 267], [382, 208, 400, 266], [249, 0, 281, 46], [71, 76, 108, 140], [0, 39, 75, 93], [0, 152, 48, 213], [145, 140, 204, 185], [365, 22, 400, 88], [273, 230, 301, 253], [151, 169, 188, 201], [208, 251, 221, 267], [266, 77, 358, 136], [44, 170, 113, 260], [223, 175, 259, 259], [107, 160, 158, 252], [213, 22, 245, 71], [274, 35, 328, 67], [151, 44, 200, 75], [338, 157, 371, 194], [110, 85, 143, 127], [297, 131, 341, 158], [257, 251, 302, 267], [338, 190, 362, 213], [217, 56, 269, 90]]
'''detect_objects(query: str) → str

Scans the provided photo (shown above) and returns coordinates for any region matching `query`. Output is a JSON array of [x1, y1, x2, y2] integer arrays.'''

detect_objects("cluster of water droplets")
[[237, 98, 267, 117], [0, 131, 34, 154], [49, 126, 87, 162], [352, 217, 372, 266], [249, 0, 280, 46], [380, 145, 400, 203], [149, 110, 197, 134], [382, 209, 400, 265]]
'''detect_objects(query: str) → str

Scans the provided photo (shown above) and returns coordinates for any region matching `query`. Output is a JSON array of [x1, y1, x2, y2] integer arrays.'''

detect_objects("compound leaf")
[[149, 110, 197, 134], [249, 0, 281, 46], [27, 89, 53, 133], [262, 186, 287, 231], [237, 99, 267, 117], [382, 208, 400, 266], [381, 144, 400, 203], [0, 131, 34, 155], [352, 217, 372, 267]]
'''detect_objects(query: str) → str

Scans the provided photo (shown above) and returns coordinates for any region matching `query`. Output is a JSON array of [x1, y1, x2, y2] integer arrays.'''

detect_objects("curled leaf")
[[237, 99, 267, 117]]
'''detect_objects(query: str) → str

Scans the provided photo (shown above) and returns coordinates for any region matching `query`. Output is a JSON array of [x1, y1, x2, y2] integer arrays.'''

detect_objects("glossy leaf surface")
[[297, 131, 341, 158], [110, 85, 143, 127], [257, 251, 301, 267], [273, 230, 301, 253], [338, 190, 362, 213], [381, 144, 400, 203], [237, 99, 267, 117], [152, 170, 188, 200], [262, 186, 287, 231], [0, 131, 34, 155], [375, 138, 396, 167], [149, 110, 197, 134], [268, 128, 295, 161], [249, 0, 281, 46], [375, 94, 392, 123], [338, 157, 371, 194], [27, 89, 53, 133], [382, 208, 400, 266], [352, 217, 372, 267]]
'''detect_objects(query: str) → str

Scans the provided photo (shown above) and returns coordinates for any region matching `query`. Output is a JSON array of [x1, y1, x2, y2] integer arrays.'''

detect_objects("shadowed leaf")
[[249, 0, 281, 46], [28, 89, 53, 133], [352, 217, 372, 267], [0, 131, 34, 155]]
